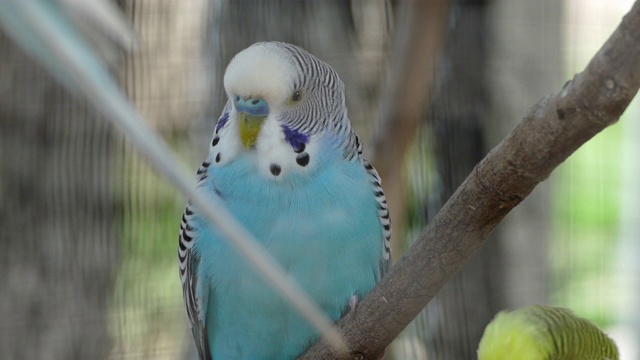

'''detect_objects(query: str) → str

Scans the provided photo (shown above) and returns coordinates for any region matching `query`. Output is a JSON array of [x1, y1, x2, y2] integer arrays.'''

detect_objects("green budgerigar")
[[478, 305, 619, 360]]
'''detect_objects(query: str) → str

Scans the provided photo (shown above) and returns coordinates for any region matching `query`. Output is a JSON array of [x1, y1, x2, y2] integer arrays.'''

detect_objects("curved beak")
[[239, 113, 266, 149], [234, 96, 269, 149]]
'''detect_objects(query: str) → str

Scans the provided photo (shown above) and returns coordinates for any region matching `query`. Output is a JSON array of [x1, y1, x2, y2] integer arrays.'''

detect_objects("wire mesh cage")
[[0, 0, 638, 359]]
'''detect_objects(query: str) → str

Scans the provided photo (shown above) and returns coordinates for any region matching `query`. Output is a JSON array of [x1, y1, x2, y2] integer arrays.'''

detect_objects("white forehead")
[[223, 43, 296, 106]]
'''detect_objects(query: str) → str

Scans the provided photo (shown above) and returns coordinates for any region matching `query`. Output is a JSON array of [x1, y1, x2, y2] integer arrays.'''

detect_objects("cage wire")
[[1, 0, 638, 359]]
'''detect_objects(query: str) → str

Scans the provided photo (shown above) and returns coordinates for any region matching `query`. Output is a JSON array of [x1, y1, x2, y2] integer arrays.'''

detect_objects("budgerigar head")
[[212, 42, 356, 181], [477, 305, 619, 360]]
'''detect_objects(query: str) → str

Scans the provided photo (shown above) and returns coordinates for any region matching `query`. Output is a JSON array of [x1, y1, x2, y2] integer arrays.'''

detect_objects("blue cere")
[[233, 96, 269, 116]]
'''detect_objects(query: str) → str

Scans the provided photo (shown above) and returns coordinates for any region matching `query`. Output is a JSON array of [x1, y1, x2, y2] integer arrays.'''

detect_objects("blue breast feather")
[[191, 136, 384, 359]]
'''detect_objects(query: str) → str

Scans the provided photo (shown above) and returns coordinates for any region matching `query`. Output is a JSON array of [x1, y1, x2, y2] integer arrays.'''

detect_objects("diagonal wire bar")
[[0, 0, 346, 354]]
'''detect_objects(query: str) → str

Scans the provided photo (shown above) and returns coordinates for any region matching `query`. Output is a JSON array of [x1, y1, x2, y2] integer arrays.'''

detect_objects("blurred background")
[[0, 0, 638, 359]]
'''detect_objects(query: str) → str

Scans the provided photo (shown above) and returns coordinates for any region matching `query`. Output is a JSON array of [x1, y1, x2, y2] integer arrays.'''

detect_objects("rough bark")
[[301, 1, 640, 358], [487, 0, 563, 311], [418, 2, 503, 358]]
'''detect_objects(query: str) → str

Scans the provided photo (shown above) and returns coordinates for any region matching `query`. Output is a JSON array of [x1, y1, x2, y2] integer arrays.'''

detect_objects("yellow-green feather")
[[478, 305, 619, 360]]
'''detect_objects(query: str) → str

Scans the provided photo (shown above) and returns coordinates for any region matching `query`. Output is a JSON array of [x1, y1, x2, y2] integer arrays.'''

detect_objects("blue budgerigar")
[[178, 42, 391, 359]]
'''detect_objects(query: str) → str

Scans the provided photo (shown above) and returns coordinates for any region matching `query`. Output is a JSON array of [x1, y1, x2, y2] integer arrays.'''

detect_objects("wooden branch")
[[301, 1, 640, 358], [369, 0, 450, 253]]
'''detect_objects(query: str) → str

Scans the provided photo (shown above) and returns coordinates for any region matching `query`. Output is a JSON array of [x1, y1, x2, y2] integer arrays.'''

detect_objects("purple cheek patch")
[[281, 125, 309, 152], [215, 112, 230, 134]]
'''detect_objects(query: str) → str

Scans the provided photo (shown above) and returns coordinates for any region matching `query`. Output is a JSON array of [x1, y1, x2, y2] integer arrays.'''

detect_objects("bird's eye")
[[290, 90, 303, 104]]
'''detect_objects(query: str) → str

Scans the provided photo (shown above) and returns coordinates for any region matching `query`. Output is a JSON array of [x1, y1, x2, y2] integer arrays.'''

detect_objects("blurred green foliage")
[[551, 120, 623, 327], [108, 137, 193, 359]]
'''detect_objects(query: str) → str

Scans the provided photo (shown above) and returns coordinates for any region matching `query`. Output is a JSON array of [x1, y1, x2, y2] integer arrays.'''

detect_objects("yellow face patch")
[[239, 113, 266, 149]]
